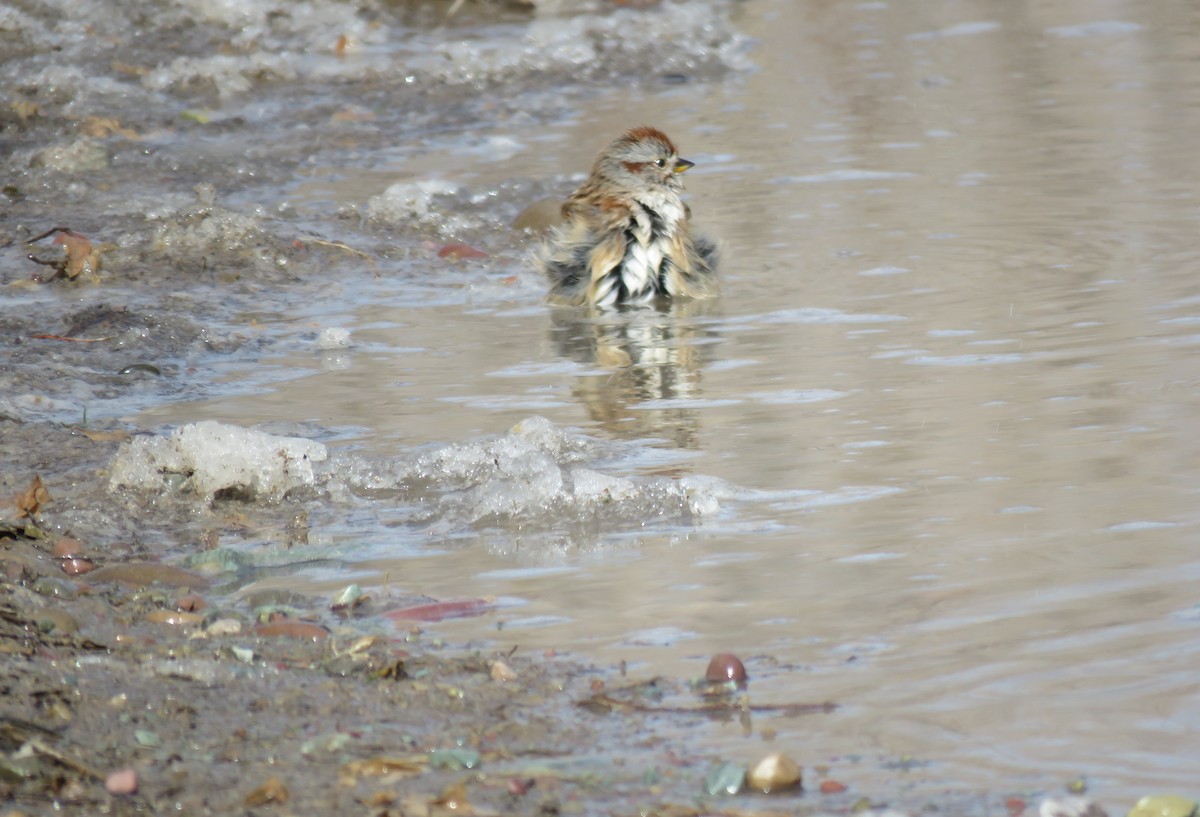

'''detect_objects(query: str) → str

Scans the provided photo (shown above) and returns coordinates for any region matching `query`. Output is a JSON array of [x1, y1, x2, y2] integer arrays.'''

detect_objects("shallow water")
[[11, 0, 1200, 802]]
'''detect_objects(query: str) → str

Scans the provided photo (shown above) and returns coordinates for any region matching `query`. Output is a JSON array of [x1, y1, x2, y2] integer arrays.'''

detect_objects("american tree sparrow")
[[537, 126, 718, 307]]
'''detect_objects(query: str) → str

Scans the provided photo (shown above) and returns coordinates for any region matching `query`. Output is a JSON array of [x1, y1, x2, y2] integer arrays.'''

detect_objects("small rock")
[[490, 660, 518, 682], [705, 652, 748, 684], [145, 610, 204, 627], [105, 767, 138, 795], [175, 593, 207, 612], [746, 752, 802, 794], [1127, 795, 1197, 817], [59, 557, 97, 576], [206, 618, 242, 636]]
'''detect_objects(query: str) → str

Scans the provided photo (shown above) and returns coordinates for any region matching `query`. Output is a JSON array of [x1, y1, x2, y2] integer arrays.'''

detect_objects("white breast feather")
[[636, 190, 685, 232], [619, 193, 684, 298]]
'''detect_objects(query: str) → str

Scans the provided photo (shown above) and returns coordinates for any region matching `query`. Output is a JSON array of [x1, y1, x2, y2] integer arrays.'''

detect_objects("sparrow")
[[536, 126, 718, 307]]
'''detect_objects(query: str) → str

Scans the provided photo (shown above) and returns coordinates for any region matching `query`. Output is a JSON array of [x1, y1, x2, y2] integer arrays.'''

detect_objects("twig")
[[29, 334, 116, 342]]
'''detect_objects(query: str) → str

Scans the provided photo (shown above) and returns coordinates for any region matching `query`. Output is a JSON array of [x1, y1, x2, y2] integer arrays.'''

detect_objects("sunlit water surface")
[[137, 0, 1200, 799]]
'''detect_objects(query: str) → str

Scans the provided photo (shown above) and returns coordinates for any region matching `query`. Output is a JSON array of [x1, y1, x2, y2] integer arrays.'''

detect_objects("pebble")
[[105, 767, 138, 795], [206, 618, 242, 636], [145, 610, 204, 627], [746, 752, 802, 794], [175, 593, 207, 612], [705, 652, 748, 684], [490, 660, 518, 682], [59, 557, 98, 576], [1127, 796, 1197, 817]]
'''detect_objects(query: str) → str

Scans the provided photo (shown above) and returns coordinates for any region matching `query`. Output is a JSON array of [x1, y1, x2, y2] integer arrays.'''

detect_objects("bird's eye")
[[654, 158, 666, 168]]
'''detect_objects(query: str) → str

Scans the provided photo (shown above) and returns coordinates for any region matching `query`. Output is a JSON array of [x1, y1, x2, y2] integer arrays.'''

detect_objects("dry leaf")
[[110, 61, 148, 76], [26, 227, 111, 282], [80, 429, 132, 442], [80, 116, 140, 140], [55, 231, 97, 279], [339, 755, 427, 786], [16, 475, 50, 518], [13, 100, 40, 120], [244, 776, 290, 806], [437, 243, 488, 260], [433, 780, 473, 815]]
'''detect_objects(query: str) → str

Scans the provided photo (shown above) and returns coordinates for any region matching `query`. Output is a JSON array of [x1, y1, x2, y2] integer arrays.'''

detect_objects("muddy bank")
[[0, 514, 1007, 817]]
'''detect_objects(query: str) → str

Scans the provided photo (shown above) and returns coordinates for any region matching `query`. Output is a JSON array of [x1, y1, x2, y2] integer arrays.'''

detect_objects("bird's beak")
[[673, 158, 694, 174]]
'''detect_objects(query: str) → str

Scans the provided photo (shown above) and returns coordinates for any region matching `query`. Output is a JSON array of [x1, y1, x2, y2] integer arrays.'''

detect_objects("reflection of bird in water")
[[549, 300, 722, 448]]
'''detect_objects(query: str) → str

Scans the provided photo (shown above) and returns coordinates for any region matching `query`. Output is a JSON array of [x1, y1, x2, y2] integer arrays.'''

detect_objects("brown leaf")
[[80, 428, 131, 442], [254, 620, 329, 641], [338, 755, 427, 786], [12, 100, 40, 121], [16, 475, 50, 518], [433, 780, 472, 814], [80, 116, 140, 140], [383, 598, 495, 622], [110, 61, 148, 77], [244, 776, 290, 806], [54, 231, 97, 279]]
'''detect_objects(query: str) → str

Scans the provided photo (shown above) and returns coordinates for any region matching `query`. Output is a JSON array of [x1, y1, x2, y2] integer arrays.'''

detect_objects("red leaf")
[[437, 243, 488, 260], [384, 598, 494, 622]]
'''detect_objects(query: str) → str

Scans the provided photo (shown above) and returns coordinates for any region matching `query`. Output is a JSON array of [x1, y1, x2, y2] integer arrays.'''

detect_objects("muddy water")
[[127, 0, 1200, 800]]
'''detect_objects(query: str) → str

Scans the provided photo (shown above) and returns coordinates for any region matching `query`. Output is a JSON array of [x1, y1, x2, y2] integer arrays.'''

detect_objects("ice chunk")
[[570, 468, 637, 503], [142, 53, 298, 97], [366, 180, 460, 224], [109, 421, 327, 500], [315, 327, 351, 350], [336, 416, 721, 533]]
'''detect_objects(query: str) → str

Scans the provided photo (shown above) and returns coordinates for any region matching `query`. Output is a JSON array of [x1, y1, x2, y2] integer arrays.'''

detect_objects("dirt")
[[0, 524, 666, 816]]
